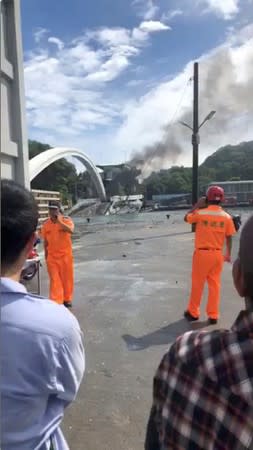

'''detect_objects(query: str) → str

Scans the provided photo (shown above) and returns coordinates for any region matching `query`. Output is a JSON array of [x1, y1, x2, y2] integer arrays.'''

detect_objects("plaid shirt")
[[145, 311, 253, 450]]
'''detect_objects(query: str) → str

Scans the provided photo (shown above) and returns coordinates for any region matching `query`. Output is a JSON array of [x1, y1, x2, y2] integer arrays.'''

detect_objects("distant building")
[[1, 0, 29, 186], [152, 193, 191, 206], [208, 181, 253, 204]]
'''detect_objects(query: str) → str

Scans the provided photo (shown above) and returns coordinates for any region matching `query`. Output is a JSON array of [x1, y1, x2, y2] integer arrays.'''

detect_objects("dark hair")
[[208, 200, 221, 205], [1, 180, 39, 267], [48, 200, 60, 209]]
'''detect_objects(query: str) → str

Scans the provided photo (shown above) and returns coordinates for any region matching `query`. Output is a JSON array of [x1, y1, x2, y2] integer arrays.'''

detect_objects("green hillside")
[[144, 141, 253, 198], [29, 140, 253, 201], [201, 141, 253, 180]]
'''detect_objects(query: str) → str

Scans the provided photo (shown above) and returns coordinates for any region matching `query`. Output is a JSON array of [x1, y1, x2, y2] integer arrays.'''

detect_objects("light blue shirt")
[[1, 278, 85, 450]]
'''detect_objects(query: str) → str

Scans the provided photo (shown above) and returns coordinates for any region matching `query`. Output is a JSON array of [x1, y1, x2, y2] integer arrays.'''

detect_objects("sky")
[[21, 0, 253, 174]]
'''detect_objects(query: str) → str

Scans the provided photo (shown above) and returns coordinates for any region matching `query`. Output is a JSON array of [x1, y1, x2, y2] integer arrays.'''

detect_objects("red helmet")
[[206, 185, 225, 202]]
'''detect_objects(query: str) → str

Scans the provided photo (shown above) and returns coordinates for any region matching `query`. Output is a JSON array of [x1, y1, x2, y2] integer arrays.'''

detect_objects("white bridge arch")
[[29, 147, 106, 201]]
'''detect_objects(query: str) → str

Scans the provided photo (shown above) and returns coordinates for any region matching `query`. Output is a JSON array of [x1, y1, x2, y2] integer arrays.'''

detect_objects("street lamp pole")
[[192, 62, 199, 208], [191, 65, 216, 210], [179, 63, 216, 228], [179, 63, 216, 231]]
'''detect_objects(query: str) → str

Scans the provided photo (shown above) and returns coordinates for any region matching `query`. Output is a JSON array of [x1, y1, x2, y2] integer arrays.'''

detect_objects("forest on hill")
[[29, 140, 253, 202]]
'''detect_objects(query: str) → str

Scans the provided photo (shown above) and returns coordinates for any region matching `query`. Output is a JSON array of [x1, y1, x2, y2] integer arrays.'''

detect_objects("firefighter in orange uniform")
[[41, 201, 74, 308], [184, 186, 236, 324]]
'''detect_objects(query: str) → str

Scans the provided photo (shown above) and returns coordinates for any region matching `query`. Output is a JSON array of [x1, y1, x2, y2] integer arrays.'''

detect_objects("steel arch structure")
[[29, 147, 106, 201]]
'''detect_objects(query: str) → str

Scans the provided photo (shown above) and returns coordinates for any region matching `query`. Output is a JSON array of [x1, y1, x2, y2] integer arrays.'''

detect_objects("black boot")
[[208, 318, 218, 325], [184, 311, 199, 322], [64, 301, 72, 309]]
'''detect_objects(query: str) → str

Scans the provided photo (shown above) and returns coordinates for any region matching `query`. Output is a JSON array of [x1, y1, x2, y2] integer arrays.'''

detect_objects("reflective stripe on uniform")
[[197, 210, 228, 217]]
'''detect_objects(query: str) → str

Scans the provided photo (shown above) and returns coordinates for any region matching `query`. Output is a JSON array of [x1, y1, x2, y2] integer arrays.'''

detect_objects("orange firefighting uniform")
[[186, 205, 236, 319], [41, 217, 74, 304]]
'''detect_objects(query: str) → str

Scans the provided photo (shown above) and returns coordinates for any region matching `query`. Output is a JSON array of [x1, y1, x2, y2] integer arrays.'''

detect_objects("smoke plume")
[[130, 25, 253, 178]]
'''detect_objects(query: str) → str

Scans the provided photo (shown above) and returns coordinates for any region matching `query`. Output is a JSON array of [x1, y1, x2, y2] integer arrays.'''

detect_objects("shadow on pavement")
[[122, 318, 208, 351]]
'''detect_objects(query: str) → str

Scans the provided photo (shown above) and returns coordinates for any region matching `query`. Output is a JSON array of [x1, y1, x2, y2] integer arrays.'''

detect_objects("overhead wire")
[[167, 76, 192, 127]]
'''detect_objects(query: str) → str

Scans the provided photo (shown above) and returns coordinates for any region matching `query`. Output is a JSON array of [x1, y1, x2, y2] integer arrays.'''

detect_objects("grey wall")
[[1, 0, 29, 187]]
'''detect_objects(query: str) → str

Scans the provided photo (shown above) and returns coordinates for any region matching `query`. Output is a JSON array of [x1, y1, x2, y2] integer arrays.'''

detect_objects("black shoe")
[[64, 301, 72, 308], [184, 311, 199, 322], [208, 318, 218, 325]]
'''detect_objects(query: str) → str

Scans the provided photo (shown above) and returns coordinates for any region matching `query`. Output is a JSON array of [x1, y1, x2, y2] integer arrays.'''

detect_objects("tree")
[[29, 139, 253, 203], [141, 141, 253, 199], [29, 140, 81, 203]]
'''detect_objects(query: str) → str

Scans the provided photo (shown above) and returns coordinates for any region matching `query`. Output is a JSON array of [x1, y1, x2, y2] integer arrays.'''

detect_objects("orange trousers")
[[187, 249, 223, 320], [46, 254, 74, 304]]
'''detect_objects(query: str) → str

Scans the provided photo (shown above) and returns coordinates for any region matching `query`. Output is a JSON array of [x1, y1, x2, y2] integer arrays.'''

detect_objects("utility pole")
[[192, 62, 199, 207], [179, 63, 216, 232], [191, 63, 199, 232]]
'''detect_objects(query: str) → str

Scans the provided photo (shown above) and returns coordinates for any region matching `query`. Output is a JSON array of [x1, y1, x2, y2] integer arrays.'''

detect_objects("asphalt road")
[[39, 218, 242, 450]]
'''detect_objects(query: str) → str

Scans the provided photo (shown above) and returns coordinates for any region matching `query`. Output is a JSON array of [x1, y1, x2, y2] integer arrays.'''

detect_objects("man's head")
[[233, 215, 253, 302], [48, 200, 61, 220], [206, 185, 225, 205], [1, 180, 39, 274]]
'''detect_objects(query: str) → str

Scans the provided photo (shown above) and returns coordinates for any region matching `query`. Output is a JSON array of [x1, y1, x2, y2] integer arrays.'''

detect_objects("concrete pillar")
[[1, 0, 30, 187]]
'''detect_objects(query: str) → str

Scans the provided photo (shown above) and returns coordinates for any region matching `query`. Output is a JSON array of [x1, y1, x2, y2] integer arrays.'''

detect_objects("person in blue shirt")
[[1, 180, 85, 450]]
